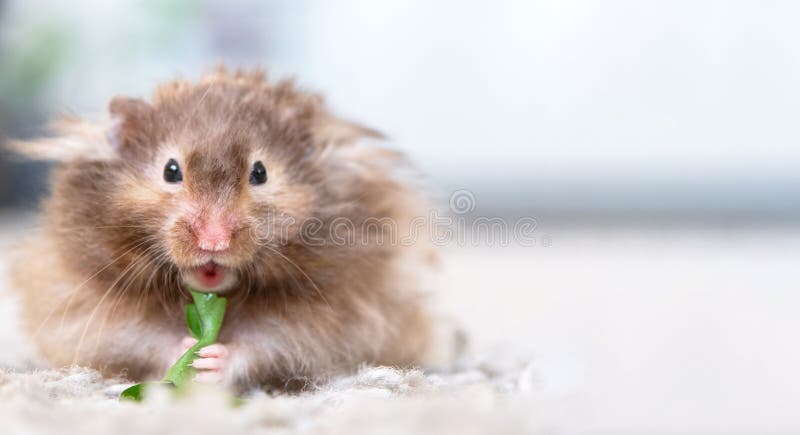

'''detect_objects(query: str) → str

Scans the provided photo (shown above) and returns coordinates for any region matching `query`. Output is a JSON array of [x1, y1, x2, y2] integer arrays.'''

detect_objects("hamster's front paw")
[[179, 336, 229, 384]]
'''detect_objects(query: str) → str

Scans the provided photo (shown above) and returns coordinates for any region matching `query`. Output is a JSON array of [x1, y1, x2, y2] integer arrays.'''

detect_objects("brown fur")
[[8, 67, 435, 390]]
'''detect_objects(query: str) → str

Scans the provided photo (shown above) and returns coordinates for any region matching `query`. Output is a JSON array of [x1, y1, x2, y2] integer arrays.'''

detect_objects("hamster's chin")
[[181, 261, 238, 294]]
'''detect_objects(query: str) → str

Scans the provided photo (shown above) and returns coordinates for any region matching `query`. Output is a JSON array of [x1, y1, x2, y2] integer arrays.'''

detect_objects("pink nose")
[[192, 217, 232, 252]]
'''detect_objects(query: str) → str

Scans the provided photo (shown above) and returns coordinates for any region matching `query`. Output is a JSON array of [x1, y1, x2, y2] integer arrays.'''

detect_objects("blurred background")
[[1, 1, 799, 433], [3, 0, 800, 220]]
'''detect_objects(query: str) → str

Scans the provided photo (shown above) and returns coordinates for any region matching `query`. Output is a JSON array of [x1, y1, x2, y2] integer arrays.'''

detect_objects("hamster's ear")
[[108, 96, 156, 159], [311, 114, 384, 147], [5, 116, 117, 162]]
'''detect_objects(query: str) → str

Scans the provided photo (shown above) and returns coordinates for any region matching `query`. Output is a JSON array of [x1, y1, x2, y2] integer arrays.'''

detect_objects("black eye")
[[163, 158, 183, 183], [249, 161, 267, 185]]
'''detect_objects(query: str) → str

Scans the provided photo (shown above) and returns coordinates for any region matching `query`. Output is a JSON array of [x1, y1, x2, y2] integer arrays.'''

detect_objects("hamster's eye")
[[163, 158, 183, 183], [249, 161, 267, 185]]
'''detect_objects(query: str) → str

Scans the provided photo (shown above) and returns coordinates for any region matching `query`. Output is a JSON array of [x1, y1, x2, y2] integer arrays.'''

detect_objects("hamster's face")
[[123, 135, 315, 293], [101, 79, 322, 294], [36, 72, 379, 299]]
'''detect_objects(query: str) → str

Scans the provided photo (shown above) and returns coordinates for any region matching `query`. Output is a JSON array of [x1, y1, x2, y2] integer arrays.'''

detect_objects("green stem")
[[163, 290, 227, 387], [120, 289, 227, 401]]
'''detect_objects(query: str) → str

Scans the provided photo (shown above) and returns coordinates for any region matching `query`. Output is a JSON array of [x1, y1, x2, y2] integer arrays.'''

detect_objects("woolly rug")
[[0, 361, 555, 435], [0, 214, 558, 435]]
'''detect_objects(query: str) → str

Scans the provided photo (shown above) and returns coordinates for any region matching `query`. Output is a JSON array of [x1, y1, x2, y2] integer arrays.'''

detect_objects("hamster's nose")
[[191, 216, 232, 252]]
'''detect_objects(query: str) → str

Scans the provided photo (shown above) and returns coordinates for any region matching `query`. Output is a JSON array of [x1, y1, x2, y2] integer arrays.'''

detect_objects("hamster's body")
[[10, 68, 435, 389]]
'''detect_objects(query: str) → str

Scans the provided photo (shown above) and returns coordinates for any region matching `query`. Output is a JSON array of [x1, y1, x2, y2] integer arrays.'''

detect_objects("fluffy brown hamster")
[[8, 67, 436, 390]]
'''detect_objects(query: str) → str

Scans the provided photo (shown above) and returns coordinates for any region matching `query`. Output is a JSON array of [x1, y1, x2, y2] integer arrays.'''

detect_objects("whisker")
[[70, 248, 156, 364], [55, 224, 155, 232], [107, 243, 163, 317], [90, 250, 157, 357], [138, 248, 171, 313], [262, 245, 332, 311], [56, 235, 158, 331], [31, 236, 154, 339]]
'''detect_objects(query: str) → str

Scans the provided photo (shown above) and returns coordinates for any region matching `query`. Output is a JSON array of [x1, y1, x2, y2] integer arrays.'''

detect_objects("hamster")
[[8, 67, 437, 390]]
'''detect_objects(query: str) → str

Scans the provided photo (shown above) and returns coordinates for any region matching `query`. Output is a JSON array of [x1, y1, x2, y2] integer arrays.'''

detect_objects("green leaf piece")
[[119, 382, 145, 402], [120, 381, 173, 402], [163, 290, 227, 387], [120, 289, 227, 401], [185, 303, 201, 339]]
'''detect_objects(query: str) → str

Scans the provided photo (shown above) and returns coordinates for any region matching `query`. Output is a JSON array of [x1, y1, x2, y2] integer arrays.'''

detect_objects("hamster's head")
[[19, 69, 382, 297]]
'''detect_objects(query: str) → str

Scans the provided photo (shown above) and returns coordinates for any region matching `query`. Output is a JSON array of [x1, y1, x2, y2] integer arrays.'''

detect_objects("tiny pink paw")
[[171, 336, 199, 363], [191, 343, 229, 384]]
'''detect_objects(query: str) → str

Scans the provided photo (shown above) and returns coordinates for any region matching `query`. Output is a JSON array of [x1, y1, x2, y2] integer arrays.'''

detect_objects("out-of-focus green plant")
[[0, 23, 74, 106], [0, 0, 205, 106]]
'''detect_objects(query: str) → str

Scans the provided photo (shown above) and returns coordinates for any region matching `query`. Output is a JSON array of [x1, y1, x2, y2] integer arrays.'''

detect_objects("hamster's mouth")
[[182, 261, 238, 293]]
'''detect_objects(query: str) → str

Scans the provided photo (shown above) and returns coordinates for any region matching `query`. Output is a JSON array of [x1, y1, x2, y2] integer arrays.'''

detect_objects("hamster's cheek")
[[248, 179, 317, 243]]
